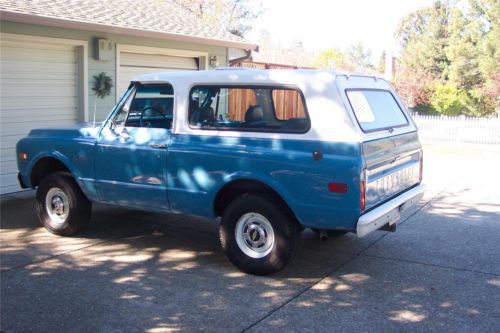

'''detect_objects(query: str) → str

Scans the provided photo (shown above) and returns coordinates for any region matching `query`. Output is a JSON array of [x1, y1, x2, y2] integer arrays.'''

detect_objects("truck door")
[[95, 84, 173, 212]]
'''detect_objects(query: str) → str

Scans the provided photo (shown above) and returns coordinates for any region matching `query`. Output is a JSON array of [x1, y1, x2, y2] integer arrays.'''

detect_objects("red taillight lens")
[[360, 176, 366, 211], [328, 182, 348, 193]]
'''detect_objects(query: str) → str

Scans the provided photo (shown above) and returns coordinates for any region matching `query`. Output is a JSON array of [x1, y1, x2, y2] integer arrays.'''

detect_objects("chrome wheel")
[[235, 213, 275, 258], [45, 187, 69, 224]]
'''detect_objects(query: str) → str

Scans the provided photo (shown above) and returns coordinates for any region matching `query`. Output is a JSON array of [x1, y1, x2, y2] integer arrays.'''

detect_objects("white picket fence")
[[412, 114, 500, 145]]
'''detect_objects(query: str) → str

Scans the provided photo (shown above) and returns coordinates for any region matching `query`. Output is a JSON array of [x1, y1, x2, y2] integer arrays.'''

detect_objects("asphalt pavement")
[[1, 145, 499, 333]]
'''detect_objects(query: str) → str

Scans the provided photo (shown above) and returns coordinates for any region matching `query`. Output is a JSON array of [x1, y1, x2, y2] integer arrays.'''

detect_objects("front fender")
[[24, 150, 98, 201]]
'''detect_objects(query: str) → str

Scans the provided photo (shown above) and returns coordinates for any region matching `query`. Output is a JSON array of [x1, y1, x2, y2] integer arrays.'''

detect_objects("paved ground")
[[1, 145, 499, 332]]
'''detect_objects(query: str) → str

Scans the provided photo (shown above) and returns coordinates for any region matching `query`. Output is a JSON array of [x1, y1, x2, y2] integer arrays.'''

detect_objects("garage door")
[[118, 51, 198, 96], [0, 39, 78, 194]]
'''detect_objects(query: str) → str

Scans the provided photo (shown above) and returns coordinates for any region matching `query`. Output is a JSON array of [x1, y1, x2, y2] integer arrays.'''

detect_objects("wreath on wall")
[[92, 72, 113, 98], [91, 72, 113, 125]]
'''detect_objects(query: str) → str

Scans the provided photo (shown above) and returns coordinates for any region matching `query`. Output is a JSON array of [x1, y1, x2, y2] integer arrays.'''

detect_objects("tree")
[[345, 42, 373, 72], [396, 1, 451, 80], [394, 0, 499, 116], [172, 0, 262, 37], [313, 43, 375, 72], [468, 0, 500, 112], [313, 48, 349, 70], [377, 51, 386, 75]]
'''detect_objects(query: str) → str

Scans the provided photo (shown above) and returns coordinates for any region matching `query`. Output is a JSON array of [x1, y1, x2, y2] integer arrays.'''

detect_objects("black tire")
[[312, 229, 349, 238], [219, 194, 300, 275], [36, 172, 91, 236]]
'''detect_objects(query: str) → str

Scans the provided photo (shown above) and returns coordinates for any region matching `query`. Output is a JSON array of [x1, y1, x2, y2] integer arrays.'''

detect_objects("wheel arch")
[[213, 178, 303, 229], [30, 156, 72, 188]]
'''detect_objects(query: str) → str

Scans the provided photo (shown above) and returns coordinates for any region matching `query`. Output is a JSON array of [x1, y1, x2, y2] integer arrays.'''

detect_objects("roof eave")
[[0, 10, 259, 51]]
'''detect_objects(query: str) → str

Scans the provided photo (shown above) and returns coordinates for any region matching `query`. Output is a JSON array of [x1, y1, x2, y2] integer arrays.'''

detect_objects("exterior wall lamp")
[[209, 55, 219, 68]]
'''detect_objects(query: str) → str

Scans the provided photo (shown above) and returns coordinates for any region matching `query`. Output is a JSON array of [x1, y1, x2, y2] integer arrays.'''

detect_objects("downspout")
[[228, 49, 254, 67]]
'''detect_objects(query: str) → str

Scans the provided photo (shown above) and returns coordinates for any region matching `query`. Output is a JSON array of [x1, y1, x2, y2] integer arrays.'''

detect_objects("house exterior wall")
[[0, 21, 229, 120]]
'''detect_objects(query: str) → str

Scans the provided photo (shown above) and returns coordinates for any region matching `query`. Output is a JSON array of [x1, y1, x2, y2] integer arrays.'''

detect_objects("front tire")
[[36, 172, 91, 236], [219, 194, 300, 275]]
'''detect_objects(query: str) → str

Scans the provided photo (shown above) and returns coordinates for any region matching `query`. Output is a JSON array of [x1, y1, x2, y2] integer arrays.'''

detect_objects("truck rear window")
[[346, 89, 408, 132]]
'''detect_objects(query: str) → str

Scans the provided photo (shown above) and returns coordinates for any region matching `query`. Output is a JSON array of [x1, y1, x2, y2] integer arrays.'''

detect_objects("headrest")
[[245, 106, 264, 123], [200, 107, 215, 122], [191, 107, 215, 124]]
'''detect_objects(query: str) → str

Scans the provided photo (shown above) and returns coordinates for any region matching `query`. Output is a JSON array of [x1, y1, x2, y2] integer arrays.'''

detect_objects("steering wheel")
[[139, 106, 168, 127]]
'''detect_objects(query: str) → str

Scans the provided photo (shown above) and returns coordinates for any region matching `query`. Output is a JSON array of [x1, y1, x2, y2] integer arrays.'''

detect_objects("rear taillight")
[[360, 171, 366, 211]]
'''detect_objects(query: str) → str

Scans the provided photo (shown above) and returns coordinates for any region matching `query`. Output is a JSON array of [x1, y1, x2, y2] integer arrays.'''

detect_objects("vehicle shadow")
[[1, 190, 499, 332]]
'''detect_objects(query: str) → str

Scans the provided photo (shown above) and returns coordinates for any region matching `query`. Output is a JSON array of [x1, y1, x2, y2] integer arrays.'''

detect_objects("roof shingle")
[[0, 0, 254, 47]]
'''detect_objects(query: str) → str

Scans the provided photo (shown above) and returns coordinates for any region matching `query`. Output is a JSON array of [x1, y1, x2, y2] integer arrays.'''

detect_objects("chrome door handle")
[[150, 143, 167, 149]]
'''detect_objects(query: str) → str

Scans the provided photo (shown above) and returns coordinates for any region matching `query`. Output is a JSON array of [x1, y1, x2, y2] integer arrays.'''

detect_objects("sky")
[[247, 0, 435, 59]]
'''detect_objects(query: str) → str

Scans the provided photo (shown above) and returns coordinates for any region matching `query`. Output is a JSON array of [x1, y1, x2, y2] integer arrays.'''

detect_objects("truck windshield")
[[346, 89, 408, 132]]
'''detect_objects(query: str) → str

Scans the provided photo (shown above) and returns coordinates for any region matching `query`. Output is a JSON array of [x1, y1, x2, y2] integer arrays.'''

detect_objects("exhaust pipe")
[[379, 223, 397, 232], [319, 230, 328, 241]]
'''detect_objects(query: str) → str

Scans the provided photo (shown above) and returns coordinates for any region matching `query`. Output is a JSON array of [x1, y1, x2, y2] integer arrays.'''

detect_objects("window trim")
[[102, 83, 137, 131], [188, 84, 311, 134], [345, 88, 409, 134]]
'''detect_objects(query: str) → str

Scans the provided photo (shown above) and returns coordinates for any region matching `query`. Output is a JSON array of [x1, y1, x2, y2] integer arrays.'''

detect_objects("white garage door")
[[118, 51, 198, 96], [0, 39, 78, 194]]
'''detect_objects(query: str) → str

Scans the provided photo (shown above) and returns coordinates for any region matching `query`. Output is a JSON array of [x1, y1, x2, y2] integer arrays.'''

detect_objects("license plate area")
[[371, 207, 401, 230], [366, 162, 420, 210]]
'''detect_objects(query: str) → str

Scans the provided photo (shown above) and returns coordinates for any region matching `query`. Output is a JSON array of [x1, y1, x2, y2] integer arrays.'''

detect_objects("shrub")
[[429, 83, 468, 115]]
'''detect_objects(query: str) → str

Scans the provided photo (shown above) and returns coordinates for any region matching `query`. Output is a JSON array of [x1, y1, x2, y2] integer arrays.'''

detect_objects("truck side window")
[[188, 86, 310, 133], [114, 84, 174, 129]]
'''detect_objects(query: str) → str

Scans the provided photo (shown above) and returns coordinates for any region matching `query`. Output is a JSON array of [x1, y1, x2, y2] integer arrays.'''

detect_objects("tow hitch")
[[379, 223, 397, 232]]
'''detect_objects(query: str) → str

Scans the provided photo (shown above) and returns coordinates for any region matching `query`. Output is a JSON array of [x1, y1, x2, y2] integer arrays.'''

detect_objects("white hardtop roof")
[[132, 68, 386, 87]]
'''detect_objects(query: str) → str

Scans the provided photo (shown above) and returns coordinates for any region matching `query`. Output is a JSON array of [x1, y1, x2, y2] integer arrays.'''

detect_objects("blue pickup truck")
[[17, 69, 424, 275]]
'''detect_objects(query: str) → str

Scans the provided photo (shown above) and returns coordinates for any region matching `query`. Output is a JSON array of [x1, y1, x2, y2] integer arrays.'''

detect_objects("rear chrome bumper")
[[356, 184, 425, 237]]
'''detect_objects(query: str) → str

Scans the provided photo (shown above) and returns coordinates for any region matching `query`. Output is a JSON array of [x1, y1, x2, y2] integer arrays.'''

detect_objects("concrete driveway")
[[1, 146, 499, 333]]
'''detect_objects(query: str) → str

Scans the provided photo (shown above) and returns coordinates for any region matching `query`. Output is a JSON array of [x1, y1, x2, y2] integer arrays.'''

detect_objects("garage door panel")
[[1, 173, 20, 188], [117, 50, 199, 97], [1, 47, 76, 63], [1, 119, 76, 137], [1, 40, 76, 52], [0, 148, 16, 163], [1, 136, 26, 151], [1, 72, 77, 81], [1, 160, 18, 174], [0, 38, 78, 194], [1, 108, 76, 119], [1, 60, 77, 73], [1, 85, 77, 97], [1, 113, 76, 124], [118, 67, 177, 96], [121, 52, 198, 69], [2, 78, 77, 86], [0, 97, 77, 110]]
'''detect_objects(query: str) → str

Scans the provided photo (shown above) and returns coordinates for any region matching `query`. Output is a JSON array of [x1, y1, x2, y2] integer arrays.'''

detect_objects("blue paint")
[[95, 126, 171, 212], [166, 134, 363, 229], [17, 123, 366, 230]]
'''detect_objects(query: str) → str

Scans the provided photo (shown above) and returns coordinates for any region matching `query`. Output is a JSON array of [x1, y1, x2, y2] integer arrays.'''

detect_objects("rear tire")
[[36, 172, 91, 236], [219, 194, 300, 275]]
